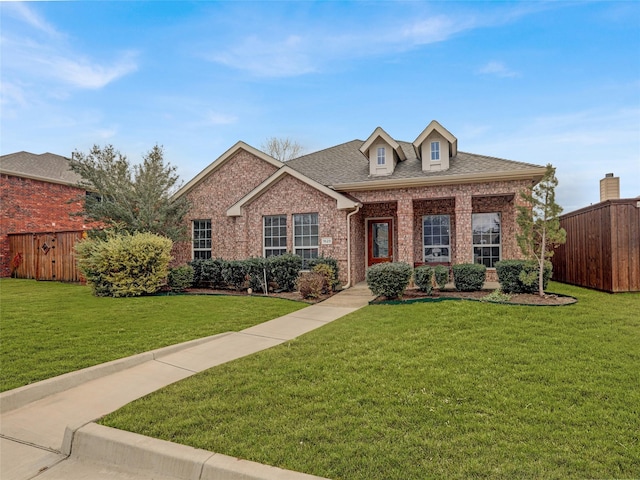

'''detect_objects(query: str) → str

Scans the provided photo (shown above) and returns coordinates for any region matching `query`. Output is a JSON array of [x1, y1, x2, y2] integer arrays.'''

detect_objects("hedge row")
[[366, 261, 553, 298], [189, 254, 340, 293]]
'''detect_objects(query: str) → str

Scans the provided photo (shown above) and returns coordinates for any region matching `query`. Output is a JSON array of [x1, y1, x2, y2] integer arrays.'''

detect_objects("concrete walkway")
[[0, 284, 375, 480]]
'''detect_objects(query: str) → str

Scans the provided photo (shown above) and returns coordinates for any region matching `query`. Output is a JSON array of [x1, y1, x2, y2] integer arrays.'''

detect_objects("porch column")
[[455, 193, 472, 264], [397, 197, 414, 265]]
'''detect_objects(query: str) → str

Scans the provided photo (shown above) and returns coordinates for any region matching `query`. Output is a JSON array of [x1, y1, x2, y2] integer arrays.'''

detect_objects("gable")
[[173, 142, 283, 199], [0, 151, 81, 187]]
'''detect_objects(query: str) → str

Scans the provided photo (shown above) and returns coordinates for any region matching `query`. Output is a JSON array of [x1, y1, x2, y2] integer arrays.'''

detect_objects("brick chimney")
[[600, 173, 620, 202]]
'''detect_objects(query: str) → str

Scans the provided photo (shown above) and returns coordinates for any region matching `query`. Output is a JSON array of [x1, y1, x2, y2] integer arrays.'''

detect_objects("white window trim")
[[472, 212, 502, 268], [377, 147, 386, 165], [263, 214, 287, 258], [422, 214, 451, 263], [192, 219, 212, 260], [430, 141, 440, 161], [293, 213, 319, 264]]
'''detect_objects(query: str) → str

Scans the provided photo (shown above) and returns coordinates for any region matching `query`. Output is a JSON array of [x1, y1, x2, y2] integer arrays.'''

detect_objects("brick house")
[[0, 151, 94, 278], [172, 121, 547, 285]]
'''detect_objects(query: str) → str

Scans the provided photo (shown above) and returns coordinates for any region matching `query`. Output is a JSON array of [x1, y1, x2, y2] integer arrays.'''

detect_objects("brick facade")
[[0, 174, 92, 277], [175, 147, 534, 286]]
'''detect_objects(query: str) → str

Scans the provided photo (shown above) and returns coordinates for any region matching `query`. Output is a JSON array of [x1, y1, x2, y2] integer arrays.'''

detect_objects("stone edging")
[[0, 332, 233, 414]]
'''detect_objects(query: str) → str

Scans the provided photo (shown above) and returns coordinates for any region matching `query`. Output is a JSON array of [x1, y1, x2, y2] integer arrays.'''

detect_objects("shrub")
[[366, 262, 413, 299], [297, 271, 325, 299], [481, 287, 512, 303], [312, 263, 334, 293], [452, 263, 486, 292], [308, 256, 340, 290], [434, 265, 450, 290], [244, 257, 269, 293], [76, 231, 172, 297], [495, 260, 552, 294], [414, 266, 434, 294], [168, 265, 194, 292], [222, 260, 247, 290], [268, 253, 303, 292]]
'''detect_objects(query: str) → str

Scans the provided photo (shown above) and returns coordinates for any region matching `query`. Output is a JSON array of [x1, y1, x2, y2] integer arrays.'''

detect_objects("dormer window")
[[377, 147, 386, 165], [430, 142, 440, 161]]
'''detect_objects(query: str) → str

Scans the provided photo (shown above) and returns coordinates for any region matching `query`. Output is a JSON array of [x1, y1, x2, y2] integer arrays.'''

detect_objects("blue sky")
[[1, 1, 639, 212]]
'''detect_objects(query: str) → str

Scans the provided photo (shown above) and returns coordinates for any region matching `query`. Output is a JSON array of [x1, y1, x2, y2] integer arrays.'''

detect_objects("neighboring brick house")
[[173, 121, 547, 285], [0, 151, 94, 278]]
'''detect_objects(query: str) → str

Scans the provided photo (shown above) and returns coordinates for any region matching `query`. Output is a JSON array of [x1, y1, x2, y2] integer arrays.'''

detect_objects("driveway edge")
[[68, 422, 329, 480]]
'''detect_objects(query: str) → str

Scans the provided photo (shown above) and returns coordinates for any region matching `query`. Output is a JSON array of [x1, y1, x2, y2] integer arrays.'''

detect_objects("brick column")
[[397, 197, 414, 265], [455, 194, 472, 264]]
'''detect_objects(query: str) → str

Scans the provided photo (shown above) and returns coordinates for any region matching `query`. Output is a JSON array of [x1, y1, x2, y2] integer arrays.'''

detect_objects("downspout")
[[344, 204, 361, 289]]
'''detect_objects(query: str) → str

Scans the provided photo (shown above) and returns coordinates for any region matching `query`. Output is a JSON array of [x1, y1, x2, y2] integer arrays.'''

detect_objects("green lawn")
[[101, 282, 640, 479], [0, 279, 306, 392]]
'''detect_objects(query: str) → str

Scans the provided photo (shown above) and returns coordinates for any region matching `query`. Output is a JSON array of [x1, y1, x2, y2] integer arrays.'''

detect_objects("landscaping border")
[[371, 292, 577, 306]]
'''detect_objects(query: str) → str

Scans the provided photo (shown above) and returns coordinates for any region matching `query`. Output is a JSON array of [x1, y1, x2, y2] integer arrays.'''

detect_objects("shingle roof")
[[0, 151, 81, 186], [286, 140, 545, 187]]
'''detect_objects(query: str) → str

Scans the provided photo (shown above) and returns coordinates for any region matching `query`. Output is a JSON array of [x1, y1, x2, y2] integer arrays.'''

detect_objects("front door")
[[367, 219, 393, 266]]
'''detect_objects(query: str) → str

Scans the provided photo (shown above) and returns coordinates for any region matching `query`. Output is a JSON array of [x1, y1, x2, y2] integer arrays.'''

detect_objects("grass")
[[101, 282, 640, 479], [0, 278, 306, 392]]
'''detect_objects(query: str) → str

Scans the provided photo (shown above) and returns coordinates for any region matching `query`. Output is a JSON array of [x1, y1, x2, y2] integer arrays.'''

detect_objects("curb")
[[0, 332, 233, 414], [68, 422, 329, 480]]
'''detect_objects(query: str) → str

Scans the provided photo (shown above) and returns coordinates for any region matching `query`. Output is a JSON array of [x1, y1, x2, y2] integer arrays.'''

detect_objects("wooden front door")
[[367, 219, 393, 266]]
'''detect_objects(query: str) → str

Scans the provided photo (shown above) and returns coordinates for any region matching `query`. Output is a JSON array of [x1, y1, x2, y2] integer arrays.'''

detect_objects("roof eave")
[[331, 168, 547, 192], [0, 170, 83, 188]]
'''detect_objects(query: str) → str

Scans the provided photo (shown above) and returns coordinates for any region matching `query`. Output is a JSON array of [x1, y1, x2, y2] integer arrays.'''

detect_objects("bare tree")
[[261, 137, 304, 162]]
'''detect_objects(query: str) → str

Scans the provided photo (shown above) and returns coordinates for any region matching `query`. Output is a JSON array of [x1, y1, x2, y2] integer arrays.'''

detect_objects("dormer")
[[360, 127, 406, 177], [413, 120, 457, 172]]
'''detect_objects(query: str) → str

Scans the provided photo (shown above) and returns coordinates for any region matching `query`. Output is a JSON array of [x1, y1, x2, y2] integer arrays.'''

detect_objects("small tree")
[[261, 137, 304, 162], [516, 164, 566, 296], [70, 144, 190, 241]]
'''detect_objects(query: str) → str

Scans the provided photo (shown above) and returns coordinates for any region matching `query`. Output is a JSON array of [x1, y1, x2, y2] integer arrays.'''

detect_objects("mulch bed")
[[376, 288, 576, 306], [184, 287, 332, 304]]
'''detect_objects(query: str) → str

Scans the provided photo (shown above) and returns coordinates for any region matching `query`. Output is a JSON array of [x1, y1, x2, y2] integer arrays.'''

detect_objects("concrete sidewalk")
[[0, 284, 374, 480]]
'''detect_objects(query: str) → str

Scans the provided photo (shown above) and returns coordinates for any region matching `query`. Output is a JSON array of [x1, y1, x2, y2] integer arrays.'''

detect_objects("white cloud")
[[45, 52, 138, 89], [203, 111, 237, 126], [477, 61, 520, 78], [3, 2, 61, 38]]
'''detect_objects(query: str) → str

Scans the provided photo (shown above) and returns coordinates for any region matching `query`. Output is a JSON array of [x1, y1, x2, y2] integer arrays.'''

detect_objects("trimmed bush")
[[244, 257, 269, 293], [189, 258, 226, 288], [495, 260, 553, 294], [308, 256, 340, 290], [76, 231, 172, 297], [366, 262, 413, 299], [268, 253, 303, 292], [222, 260, 247, 290], [312, 263, 334, 293], [297, 271, 325, 299], [434, 265, 450, 290], [414, 265, 434, 294], [452, 263, 486, 292], [168, 265, 194, 292]]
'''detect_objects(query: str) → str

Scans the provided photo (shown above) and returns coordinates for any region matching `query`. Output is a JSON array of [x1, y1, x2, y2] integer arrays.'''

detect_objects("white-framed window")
[[423, 215, 450, 262], [472, 213, 501, 268], [263, 215, 287, 257], [294, 213, 319, 267], [377, 147, 386, 165], [430, 141, 440, 161], [192, 219, 212, 260]]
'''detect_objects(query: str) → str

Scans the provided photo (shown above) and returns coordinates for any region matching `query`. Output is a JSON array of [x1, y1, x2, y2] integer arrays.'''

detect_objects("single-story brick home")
[[172, 121, 546, 285]]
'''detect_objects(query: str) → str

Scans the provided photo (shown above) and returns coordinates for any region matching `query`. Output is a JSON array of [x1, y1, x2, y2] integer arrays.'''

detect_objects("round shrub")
[[414, 265, 434, 294], [268, 253, 303, 292], [434, 265, 450, 290], [308, 256, 340, 290], [168, 265, 194, 292], [452, 263, 486, 292], [366, 262, 413, 299], [244, 257, 270, 293], [312, 263, 335, 293], [297, 271, 325, 299], [222, 260, 247, 290], [495, 260, 552, 294]]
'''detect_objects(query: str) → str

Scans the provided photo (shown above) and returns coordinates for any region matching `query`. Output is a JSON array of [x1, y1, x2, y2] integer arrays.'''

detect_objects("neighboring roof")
[[287, 140, 546, 190], [226, 166, 360, 216], [359, 127, 406, 161], [173, 141, 283, 199], [0, 151, 81, 186]]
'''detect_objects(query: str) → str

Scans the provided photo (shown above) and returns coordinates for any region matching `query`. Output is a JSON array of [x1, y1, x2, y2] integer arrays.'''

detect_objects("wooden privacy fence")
[[552, 199, 640, 293], [9, 230, 85, 282]]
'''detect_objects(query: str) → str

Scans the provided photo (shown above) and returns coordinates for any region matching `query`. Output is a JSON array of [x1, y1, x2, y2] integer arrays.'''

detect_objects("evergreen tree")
[[70, 144, 190, 241], [516, 164, 567, 296]]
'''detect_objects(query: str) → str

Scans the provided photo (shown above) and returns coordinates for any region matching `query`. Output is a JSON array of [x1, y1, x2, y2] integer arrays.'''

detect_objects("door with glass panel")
[[367, 219, 393, 266]]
